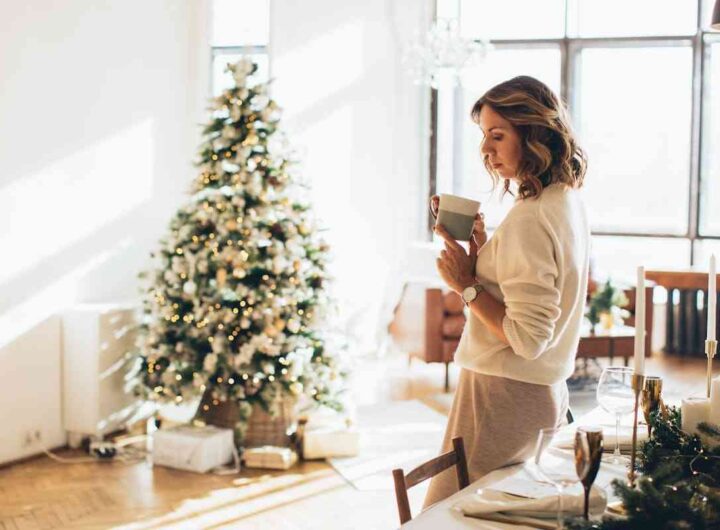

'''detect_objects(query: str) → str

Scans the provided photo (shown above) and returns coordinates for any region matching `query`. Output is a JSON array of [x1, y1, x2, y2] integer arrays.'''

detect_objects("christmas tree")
[[130, 58, 346, 436]]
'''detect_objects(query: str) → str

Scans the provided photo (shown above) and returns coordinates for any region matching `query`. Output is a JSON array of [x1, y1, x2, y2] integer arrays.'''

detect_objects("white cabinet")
[[62, 304, 139, 442]]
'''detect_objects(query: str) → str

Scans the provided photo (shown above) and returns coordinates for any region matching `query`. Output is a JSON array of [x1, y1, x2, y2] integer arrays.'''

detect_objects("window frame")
[[209, 0, 271, 95]]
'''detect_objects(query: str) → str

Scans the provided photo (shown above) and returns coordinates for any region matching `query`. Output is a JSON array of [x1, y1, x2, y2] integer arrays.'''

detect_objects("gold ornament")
[[264, 325, 279, 337]]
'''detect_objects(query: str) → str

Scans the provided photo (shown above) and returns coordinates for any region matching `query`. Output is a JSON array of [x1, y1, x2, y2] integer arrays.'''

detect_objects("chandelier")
[[403, 18, 492, 89]]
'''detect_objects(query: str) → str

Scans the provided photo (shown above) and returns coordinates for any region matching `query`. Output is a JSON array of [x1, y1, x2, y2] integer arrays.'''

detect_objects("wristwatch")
[[462, 283, 484, 304]]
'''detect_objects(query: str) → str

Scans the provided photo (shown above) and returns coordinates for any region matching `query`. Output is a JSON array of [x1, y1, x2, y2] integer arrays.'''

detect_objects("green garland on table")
[[567, 406, 720, 530]]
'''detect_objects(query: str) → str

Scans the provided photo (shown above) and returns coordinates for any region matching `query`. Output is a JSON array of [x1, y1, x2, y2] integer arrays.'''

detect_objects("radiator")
[[62, 304, 140, 443]]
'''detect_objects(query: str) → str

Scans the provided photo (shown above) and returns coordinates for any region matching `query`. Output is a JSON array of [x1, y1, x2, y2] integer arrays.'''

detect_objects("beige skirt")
[[423, 368, 568, 509]]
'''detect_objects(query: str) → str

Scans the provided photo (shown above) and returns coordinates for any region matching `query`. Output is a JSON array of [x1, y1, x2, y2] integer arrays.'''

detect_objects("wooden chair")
[[392, 436, 470, 525], [644, 269, 718, 356]]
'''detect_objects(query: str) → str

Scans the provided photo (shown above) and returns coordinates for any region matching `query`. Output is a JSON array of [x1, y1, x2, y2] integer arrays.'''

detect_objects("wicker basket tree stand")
[[196, 390, 298, 448]]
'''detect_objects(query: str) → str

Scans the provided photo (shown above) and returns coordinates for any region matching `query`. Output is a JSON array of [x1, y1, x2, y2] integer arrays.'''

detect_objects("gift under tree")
[[130, 58, 346, 443]]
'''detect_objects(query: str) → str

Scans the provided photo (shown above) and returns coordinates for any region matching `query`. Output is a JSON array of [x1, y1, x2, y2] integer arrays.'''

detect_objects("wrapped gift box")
[[153, 425, 235, 473], [244, 446, 298, 470], [302, 424, 359, 459]]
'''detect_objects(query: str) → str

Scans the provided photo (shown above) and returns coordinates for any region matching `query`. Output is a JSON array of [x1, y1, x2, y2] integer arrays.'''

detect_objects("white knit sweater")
[[454, 183, 591, 386]]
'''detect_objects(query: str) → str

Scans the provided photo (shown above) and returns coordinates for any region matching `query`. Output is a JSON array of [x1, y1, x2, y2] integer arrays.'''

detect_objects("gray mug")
[[435, 193, 480, 241]]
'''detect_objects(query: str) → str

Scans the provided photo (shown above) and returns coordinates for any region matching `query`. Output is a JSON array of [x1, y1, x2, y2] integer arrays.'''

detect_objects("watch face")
[[462, 286, 476, 302]]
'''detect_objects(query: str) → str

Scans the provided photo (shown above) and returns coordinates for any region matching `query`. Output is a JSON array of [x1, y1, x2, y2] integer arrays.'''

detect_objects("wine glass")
[[596, 366, 635, 464], [575, 426, 604, 520], [534, 428, 579, 529]]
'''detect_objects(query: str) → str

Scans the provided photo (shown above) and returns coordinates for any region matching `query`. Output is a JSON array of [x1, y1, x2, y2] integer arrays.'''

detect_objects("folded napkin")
[[454, 484, 607, 520], [553, 425, 648, 452]]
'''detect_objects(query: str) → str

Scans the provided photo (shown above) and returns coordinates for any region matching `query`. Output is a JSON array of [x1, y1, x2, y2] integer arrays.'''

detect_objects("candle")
[[634, 266, 646, 375], [682, 397, 710, 437], [709, 255, 716, 341], [710, 377, 720, 426]]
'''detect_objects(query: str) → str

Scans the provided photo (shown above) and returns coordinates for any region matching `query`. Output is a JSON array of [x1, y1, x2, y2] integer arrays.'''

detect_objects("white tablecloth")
[[401, 408, 630, 529]]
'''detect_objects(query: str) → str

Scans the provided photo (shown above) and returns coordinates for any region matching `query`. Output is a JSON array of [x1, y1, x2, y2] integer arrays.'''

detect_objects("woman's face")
[[478, 104, 522, 181]]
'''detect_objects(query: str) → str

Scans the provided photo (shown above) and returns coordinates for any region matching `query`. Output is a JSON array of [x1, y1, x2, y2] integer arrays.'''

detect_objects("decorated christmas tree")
[[130, 58, 346, 438]]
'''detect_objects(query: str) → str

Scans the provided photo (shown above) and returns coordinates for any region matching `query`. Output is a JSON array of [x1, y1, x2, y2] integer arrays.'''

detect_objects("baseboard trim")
[[0, 444, 69, 469]]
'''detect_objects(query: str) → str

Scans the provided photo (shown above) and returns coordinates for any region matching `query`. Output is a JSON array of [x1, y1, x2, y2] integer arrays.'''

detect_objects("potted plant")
[[586, 279, 630, 332]]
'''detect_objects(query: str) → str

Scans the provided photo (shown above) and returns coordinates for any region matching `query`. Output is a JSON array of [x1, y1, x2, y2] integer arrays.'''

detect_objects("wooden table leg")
[[666, 288, 675, 354]]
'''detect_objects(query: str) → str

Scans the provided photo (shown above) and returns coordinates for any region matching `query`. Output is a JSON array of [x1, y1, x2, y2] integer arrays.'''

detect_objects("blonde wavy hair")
[[471, 75, 587, 200]]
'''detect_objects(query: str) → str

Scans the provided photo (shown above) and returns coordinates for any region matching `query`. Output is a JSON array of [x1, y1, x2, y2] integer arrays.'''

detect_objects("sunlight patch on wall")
[[0, 237, 134, 350], [274, 21, 364, 115], [0, 120, 155, 285]]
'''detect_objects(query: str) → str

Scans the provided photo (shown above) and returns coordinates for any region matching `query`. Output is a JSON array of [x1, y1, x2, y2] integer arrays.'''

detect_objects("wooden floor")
[[0, 352, 708, 530]]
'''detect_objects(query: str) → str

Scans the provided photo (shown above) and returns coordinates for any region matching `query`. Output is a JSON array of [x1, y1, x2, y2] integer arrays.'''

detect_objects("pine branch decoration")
[[567, 406, 720, 529]]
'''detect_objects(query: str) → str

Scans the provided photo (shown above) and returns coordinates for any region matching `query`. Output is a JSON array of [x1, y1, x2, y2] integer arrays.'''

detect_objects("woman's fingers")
[[435, 256, 448, 273], [470, 212, 487, 254], [468, 235, 478, 257], [430, 195, 440, 219], [444, 241, 464, 260], [434, 224, 464, 253]]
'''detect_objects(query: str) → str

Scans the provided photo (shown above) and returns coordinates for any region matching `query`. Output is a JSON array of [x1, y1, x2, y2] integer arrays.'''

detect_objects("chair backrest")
[[391, 436, 470, 525]]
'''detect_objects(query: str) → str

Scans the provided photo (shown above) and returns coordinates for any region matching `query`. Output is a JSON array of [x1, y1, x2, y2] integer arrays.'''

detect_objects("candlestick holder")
[[707, 340, 717, 398], [641, 376, 663, 438], [629, 373, 646, 488]]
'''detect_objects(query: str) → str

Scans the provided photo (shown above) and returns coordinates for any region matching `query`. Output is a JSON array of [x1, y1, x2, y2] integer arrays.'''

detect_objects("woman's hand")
[[430, 195, 440, 220], [434, 224, 477, 294], [471, 212, 487, 251]]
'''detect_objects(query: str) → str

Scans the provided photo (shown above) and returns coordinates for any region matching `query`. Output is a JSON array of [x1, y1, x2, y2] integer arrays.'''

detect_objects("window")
[[700, 39, 720, 236], [432, 0, 719, 278], [577, 44, 693, 235], [211, 0, 271, 95]]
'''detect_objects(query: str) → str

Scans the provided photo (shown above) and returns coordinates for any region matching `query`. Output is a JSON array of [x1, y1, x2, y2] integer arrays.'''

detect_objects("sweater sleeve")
[[497, 211, 561, 360]]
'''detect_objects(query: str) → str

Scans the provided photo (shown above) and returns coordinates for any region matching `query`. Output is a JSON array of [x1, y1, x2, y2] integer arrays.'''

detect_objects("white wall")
[[0, 0, 209, 463], [271, 0, 433, 353], [0, 317, 63, 463]]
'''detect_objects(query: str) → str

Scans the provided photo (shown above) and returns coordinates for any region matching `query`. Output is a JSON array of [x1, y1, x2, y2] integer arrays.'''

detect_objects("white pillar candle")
[[709, 254, 716, 341], [710, 377, 720, 426], [634, 266, 646, 375], [682, 397, 711, 437]]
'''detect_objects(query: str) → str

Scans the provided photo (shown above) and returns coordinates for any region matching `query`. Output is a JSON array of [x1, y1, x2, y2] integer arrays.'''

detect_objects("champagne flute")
[[642, 376, 663, 437], [575, 426, 604, 520], [596, 366, 634, 463], [534, 428, 578, 529]]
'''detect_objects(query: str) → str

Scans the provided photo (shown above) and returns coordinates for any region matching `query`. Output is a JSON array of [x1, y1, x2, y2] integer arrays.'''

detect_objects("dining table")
[[400, 407, 633, 529]]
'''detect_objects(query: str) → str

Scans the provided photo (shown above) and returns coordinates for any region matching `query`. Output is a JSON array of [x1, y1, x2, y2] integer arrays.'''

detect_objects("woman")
[[424, 75, 590, 507]]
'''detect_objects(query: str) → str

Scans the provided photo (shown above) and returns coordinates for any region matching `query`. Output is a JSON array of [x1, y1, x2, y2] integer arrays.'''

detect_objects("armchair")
[[388, 282, 465, 392]]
